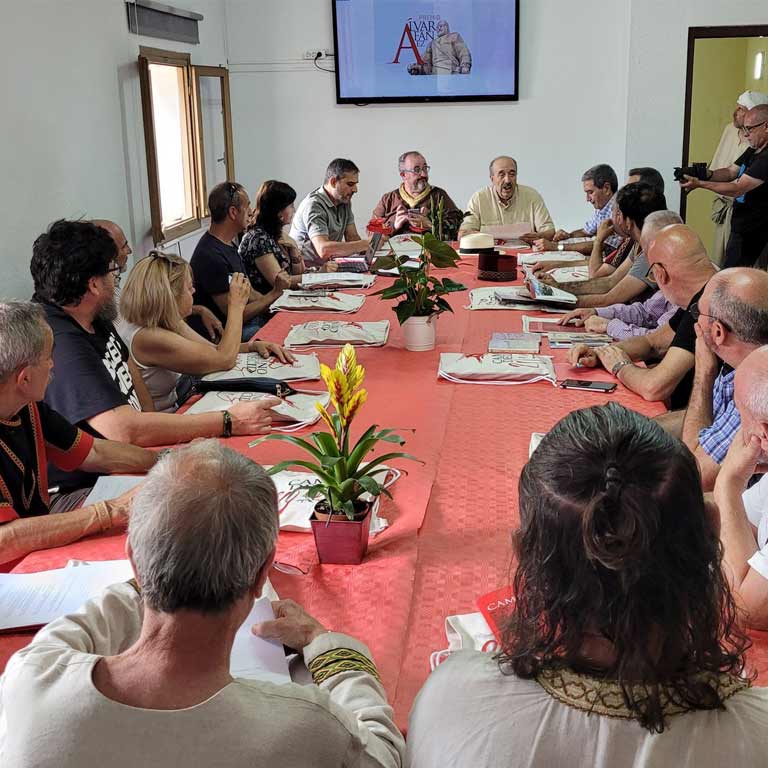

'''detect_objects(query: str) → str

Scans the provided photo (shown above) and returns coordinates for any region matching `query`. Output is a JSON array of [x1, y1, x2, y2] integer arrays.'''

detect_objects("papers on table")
[[517, 251, 586, 266], [488, 332, 541, 354], [299, 272, 375, 290], [558, 236, 593, 246], [270, 291, 366, 314], [186, 390, 331, 432], [284, 320, 390, 349], [201, 353, 321, 383], [547, 331, 612, 348], [549, 265, 590, 283], [0, 560, 135, 631], [389, 235, 424, 259], [529, 432, 546, 457], [467, 287, 568, 313], [230, 596, 290, 684], [438, 353, 557, 386], [521, 316, 562, 334], [375, 259, 420, 276], [480, 223, 532, 240], [521, 277, 578, 306]]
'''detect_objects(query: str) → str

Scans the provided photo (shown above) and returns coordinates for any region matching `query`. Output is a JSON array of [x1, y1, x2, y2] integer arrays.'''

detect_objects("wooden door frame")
[[681, 25, 768, 219]]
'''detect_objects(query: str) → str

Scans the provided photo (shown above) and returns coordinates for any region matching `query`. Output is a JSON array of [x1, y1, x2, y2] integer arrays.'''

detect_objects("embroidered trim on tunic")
[[308, 647, 381, 684], [535, 666, 749, 720]]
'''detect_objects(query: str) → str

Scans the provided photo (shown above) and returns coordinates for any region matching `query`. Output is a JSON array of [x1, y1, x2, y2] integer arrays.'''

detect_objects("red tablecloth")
[[4, 258, 767, 730]]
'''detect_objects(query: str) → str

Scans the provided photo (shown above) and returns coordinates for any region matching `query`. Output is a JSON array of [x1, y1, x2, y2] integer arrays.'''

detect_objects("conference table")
[[2, 255, 767, 730]]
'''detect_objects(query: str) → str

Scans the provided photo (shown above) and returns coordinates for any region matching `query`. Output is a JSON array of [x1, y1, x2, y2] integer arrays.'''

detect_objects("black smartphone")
[[560, 379, 617, 393]]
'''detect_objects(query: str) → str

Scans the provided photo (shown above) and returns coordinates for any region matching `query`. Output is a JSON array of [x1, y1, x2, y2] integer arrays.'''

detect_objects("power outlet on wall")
[[303, 49, 335, 60]]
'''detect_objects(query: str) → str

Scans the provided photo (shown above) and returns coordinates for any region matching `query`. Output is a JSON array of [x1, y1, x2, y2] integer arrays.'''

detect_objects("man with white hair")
[[681, 101, 768, 269], [372, 151, 459, 236], [708, 91, 768, 264], [0, 441, 405, 766], [557, 210, 682, 340], [713, 345, 768, 630], [0, 302, 156, 566]]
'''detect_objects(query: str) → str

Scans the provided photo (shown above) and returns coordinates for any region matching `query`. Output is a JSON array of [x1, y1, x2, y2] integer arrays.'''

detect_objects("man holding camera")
[[681, 103, 768, 270]]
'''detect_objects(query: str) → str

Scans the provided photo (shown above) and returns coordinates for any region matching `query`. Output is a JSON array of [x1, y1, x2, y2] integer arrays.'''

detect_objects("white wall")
[[226, 0, 632, 235], [0, 0, 228, 300], [625, 0, 768, 213]]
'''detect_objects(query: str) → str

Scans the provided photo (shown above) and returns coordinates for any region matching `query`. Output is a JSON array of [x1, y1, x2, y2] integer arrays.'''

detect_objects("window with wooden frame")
[[138, 47, 235, 244]]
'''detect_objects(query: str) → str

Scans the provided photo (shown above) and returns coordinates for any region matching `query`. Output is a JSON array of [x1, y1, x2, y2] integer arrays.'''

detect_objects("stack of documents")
[[517, 251, 585, 266], [488, 332, 541, 354], [284, 320, 390, 348], [270, 291, 365, 314], [299, 272, 375, 290], [547, 331, 612, 348], [202, 353, 321, 383], [468, 288, 567, 313]]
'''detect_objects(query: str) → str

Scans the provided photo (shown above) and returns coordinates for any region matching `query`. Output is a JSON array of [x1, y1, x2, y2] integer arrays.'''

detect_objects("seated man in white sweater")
[[714, 345, 768, 630], [0, 440, 404, 768]]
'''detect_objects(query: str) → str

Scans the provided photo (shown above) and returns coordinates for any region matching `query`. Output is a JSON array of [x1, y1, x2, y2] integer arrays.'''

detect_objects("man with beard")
[[713, 344, 768, 629], [31, 220, 279, 499], [372, 151, 460, 237], [676, 269, 768, 491], [708, 92, 767, 265], [290, 158, 370, 269], [459, 156, 554, 243]]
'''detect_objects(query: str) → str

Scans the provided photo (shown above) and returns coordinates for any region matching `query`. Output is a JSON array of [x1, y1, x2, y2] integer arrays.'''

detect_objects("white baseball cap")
[[737, 90, 768, 110]]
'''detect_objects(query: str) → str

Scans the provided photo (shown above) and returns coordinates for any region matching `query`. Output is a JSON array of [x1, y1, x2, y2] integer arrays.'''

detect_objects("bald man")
[[713, 345, 768, 629], [678, 269, 768, 490], [568, 224, 716, 409], [681, 104, 768, 269], [459, 156, 554, 242], [93, 219, 223, 342]]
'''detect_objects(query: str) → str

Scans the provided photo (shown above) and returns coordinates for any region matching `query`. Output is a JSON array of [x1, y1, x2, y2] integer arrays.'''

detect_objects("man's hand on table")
[[228, 397, 281, 436], [568, 343, 599, 368], [105, 485, 141, 527], [553, 229, 571, 242], [246, 340, 295, 364], [558, 308, 596, 326], [595, 345, 631, 374], [252, 599, 328, 652], [533, 238, 557, 252]]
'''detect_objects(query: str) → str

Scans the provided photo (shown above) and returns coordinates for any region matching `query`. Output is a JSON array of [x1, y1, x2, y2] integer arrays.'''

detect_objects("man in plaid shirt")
[[679, 268, 768, 490]]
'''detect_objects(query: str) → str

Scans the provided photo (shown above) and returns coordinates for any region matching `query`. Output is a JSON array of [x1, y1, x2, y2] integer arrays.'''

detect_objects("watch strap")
[[611, 360, 632, 377], [222, 410, 233, 438]]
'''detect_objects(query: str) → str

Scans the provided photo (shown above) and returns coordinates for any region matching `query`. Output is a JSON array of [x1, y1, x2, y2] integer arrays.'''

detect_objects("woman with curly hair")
[[407, 403, 768, 767]]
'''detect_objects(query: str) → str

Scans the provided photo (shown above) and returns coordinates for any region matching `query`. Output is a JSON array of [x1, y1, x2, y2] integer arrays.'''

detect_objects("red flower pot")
[[310, 503, 373, 565]]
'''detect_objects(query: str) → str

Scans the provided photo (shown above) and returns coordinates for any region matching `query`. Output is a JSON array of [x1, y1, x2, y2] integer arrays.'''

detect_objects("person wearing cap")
[[709, 91, 768, 265], [681, 101, 768, 269]]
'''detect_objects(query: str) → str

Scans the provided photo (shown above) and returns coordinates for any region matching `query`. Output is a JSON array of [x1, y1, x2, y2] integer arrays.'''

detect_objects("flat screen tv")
[[332, 0, 519, 104]]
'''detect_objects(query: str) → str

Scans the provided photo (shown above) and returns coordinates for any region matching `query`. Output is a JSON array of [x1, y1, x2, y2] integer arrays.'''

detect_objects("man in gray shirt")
[[290, 158, 370, 268]]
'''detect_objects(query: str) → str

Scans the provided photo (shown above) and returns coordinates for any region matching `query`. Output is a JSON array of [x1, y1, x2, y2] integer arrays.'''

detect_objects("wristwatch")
[[611, 360, 633, 378], [222, 410, 233, 438]]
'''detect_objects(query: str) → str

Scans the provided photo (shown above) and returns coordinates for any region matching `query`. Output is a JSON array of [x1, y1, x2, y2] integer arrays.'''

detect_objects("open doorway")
[[681, 25, 768, 262]]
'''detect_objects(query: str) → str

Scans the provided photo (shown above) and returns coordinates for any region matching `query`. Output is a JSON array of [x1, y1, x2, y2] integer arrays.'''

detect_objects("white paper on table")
[[0, 560, 135, 631], [201, 353, 321, 383], [389, 235, 424, 258], [480, 223, 532, 239], [83, 475, 143, 506], [284, 320, 390, 349], [185, 391, 330, 432], [376, 259, 420, 276], [517, 251, 586, 266], [299, 272, 375, 290], [550, 266, 590, 283], [270, 291, 365, 314], [229, 596, 290, 684]]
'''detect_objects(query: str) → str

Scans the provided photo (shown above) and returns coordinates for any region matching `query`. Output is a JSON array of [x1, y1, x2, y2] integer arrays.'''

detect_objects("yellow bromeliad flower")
[[315, 345, 368, 437]]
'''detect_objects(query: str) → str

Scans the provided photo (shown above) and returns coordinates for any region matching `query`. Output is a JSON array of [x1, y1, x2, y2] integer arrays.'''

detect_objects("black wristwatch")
[[222, 410, 233, 438]]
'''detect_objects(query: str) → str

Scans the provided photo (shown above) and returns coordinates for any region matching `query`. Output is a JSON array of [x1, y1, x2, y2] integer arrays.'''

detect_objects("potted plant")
[[250, 344, 418, 564], [372, 232, 466, 352]]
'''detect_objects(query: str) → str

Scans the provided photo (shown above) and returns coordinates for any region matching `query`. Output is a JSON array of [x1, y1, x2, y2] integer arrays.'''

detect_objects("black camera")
[[674, 163, 709, 182]]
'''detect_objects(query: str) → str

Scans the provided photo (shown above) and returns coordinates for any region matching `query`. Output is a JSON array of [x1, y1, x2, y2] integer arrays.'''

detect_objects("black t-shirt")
[[731, 147, 768, 234], [666, 285, 706, 410], [190, 231, 245, 323], [0, 402, 93, 523], [41, 302, 140, 490]]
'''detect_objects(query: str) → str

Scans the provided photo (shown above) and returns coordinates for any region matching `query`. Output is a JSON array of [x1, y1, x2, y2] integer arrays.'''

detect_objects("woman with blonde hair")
[[119, 251, 291, 412]]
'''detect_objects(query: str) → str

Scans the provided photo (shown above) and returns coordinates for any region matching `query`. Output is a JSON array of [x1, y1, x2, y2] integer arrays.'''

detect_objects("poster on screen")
[[333, 0, 519, 103]]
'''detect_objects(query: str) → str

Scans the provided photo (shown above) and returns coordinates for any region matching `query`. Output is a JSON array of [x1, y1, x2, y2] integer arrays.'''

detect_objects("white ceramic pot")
[[402, 314, 437, 351]]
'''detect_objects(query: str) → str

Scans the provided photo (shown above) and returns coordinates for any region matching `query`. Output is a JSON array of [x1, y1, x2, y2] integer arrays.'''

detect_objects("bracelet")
[[222, 410, 233, 438], [611, 360, 633, 378]]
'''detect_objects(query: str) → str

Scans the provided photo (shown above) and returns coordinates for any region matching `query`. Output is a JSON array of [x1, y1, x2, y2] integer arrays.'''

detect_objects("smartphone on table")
[[559, 379, 617, 393]]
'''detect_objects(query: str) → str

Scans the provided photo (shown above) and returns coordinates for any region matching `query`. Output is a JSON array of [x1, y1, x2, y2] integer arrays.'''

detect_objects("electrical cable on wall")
[[313, 52, 335, 73]]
